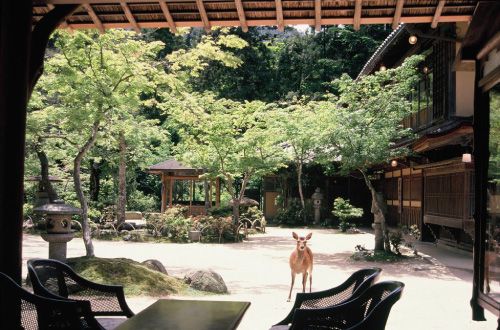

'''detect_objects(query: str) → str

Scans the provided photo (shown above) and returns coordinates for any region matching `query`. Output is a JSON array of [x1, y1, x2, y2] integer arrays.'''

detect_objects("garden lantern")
[[33, 200, 82, 261], [311, 188, 324, 224]]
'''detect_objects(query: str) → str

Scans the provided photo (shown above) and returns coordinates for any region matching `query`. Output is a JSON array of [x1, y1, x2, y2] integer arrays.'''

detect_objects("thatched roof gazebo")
[[147, 159, 220, 215]]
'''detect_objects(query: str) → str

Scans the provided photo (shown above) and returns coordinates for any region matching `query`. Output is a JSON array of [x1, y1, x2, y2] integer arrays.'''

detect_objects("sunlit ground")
[[23, 227, 497, 330]]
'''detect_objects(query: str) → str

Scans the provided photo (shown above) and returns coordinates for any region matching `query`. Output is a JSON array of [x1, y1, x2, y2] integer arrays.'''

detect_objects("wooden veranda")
[[147, 159, 220, 215], [0, 1, 497, 328]]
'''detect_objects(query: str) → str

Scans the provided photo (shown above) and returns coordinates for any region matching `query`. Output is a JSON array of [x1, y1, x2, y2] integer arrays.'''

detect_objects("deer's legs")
[[302, 272, 307, 293], [288, 272, 296, 302], [309, 271, 312, 293]]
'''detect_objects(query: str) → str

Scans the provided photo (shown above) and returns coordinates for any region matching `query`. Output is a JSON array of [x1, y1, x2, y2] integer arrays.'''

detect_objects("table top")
[[115, 299, 251, 330]]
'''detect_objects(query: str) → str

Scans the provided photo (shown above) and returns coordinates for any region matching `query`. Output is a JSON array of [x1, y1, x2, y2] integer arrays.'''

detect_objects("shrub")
[[127, 190, 158, 213], [161, 207, 191, 242], [402, 224, 421, 255], [332, 197, 363, 232], [240, 206, 265, 230], [389, 230, 404, 255], [198, 216, 239, 243], [275, 200, 311, 226], [207, 206, 233, 217]]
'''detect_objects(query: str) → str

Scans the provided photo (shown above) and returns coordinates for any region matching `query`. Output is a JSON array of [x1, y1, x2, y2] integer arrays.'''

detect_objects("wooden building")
[[459, 2, 500, 321], [359, 22, 476, 249], [147, 159, 220, 215], [262, 165, 371, 223]]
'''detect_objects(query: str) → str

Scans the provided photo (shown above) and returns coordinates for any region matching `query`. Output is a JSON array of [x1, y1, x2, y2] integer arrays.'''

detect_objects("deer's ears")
[[292, 232, 299, 240], [305, 233, 312, 240]]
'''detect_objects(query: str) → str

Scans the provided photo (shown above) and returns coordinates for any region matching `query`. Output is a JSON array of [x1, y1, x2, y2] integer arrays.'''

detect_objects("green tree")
[[170, 94, 286, 223], [274, 25, 390, 98], [318, 55, 423, 251], [30, 30, 165, 256], [269, 100, 321, 214]]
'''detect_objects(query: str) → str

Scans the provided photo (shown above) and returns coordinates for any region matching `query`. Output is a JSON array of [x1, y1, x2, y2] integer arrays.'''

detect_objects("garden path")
[[22, 227, 497, 330]]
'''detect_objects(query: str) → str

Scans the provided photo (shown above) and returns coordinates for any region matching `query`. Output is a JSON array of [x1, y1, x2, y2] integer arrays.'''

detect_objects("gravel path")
[[22, 227, 497, 330]]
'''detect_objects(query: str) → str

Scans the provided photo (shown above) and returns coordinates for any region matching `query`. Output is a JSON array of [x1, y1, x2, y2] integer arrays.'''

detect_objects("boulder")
[[142, 259, 168, 275], [184, 269, 228, 294]]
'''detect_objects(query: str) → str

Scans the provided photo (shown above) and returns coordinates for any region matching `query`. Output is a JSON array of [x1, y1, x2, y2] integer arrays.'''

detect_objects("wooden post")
[[471, 59, 487, 321], [0, 3, 77, 328], [209, 180, 213, 208], [0, 3, 32, 328], [161, 174, 167, 212], [189, 179, 193, 214], [169, 178, 174, 208], [204, 180, 210, 209]]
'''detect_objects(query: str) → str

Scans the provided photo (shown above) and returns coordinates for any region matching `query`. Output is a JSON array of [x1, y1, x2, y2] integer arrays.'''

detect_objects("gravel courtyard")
[[22, 227, 497, 330]]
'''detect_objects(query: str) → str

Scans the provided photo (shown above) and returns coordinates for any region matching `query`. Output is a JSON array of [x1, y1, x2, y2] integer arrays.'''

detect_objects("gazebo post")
[[169, 177, 174, 208], [161, 174, 166, 212], [204, 180, 210, 210], [209, 180, 213, 208], [189, 179, 193, 213]]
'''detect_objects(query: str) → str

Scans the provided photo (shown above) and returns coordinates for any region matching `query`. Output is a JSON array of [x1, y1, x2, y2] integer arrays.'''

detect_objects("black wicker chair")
[[0, 272, 103, 330], [273, 268, 382, 328], [286, 281, 404, 330], [27, 258, 134, 329]]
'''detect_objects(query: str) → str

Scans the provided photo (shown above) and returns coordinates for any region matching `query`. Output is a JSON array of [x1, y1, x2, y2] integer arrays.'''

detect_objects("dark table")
[[115, 299, 251, 330]]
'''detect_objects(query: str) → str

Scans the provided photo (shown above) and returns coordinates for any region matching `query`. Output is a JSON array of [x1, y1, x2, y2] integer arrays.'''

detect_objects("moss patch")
[[67, 257, 188, 296]]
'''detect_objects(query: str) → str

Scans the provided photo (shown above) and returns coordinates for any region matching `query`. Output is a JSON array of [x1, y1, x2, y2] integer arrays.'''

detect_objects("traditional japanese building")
[[359, 22, 476, 249]]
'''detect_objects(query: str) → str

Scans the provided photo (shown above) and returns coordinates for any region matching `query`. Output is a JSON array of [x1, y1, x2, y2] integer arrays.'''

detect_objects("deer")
[[288, 232, 313, 302]]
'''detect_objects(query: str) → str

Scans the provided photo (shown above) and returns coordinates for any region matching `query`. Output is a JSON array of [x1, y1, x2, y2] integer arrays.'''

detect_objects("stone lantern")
[[311, 188, 324, 224], [33, 200, 82, 262]]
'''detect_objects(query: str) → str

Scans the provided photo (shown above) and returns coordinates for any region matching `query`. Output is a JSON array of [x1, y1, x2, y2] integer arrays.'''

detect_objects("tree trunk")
[[297, 162, 305, 209], [73, 121, 100, 257], [36, 147, 58, 202], [89, 159, 102, 202], [116, 132, 127, 225], [360, 170, 389, 252], [296, 162, 307, 223], [232, 199, 240, 225]]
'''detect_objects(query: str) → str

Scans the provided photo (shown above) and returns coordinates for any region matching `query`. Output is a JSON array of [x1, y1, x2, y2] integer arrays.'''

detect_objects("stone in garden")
[[184, 269, 228, 294], [142, 259, 168, 275]]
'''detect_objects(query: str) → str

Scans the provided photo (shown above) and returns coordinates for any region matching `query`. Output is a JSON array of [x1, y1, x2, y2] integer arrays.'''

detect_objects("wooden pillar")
[[204, 180, 210, 209], [0, 3, 77, 328], [471, 59, 488, 321], [0, 3, 32, 328], [161, 174, 167, 213], [209, 180, 213, 208], [169, 178, 174, 208], [0, 0, 32, 288], [189, 179, 193, 214]]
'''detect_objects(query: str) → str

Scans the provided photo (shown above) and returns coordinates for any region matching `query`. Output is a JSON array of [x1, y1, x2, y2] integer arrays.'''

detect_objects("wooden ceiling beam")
[[55, 15, 473, 31], [235, 0, 249, 32], [431, 0, 446, 29], [196, 0, 211, 32], [47, 4, 72, 30], [120, 0, 141, 33], [392, 0, 404, 30], [82, 3, 105, 33], [353, 0, 362, 31], [275, 0, 284, 32], [314, 0, 322, 32], [159, 0, 177, 33]]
